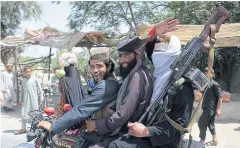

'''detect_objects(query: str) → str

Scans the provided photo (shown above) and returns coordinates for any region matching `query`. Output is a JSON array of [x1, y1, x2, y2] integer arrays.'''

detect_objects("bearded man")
[[109, 18, 195, 148]]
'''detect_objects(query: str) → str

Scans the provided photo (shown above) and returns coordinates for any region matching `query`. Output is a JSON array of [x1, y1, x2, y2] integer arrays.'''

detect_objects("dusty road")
[[1, 108, 240, 148]]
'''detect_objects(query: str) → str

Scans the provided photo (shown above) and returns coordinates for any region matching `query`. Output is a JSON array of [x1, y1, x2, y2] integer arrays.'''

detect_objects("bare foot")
[[14, 129, 27, 135], [205, 141, 218, 146], [200, 140, 205, 145], [212, 140, 218, 145], [213, 135, 218, 145]]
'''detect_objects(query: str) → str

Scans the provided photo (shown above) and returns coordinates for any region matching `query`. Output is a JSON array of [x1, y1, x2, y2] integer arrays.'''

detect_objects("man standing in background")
[[198, 68, 223, 146], [51, 67, 60, 108], [1, 63, 17, 110]]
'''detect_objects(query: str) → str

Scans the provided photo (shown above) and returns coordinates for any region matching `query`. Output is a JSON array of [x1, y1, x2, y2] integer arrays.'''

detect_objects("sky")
[[18, 1, 129, 58], [18, 1, 71, 58], [18, 1, 99, 58]]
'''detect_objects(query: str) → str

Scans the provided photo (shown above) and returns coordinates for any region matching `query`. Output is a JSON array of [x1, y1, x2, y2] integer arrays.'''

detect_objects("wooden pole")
[[48, 47, 52, 81], [41, 59, 48, 85], [14, 46, 20, 104]]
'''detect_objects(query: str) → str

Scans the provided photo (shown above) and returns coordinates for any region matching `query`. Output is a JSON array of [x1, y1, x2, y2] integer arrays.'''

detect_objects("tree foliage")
[[1, 1, 42, 38], [67, 1, 167, 32], [166, 1, 240, 24], [67, 1, 240, 32], [166, 1, 240, 91], [214, 48, 240, 90], [1, 1, 42, 66], [66, 1, 240, 91]]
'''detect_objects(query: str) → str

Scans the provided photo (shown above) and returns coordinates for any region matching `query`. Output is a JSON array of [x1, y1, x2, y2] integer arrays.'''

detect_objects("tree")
[[67, 1, 240, 32], [1, 1, 42, 66], [214, 48, 240, 91], [66, 1, 240, 91], [67, 1, 167, 32], [167, 1, 240, 92], [165, 1, 240, 24], [76, 51, 89, 75]]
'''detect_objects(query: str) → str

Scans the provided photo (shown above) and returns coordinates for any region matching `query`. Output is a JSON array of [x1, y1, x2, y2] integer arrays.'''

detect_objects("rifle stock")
[[200, 6, 231, 41]]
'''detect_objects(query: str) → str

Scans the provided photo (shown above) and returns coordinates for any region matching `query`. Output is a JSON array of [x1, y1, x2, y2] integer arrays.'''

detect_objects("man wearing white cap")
[[1, 63, 17, 110], [151, 35, 181, 103]]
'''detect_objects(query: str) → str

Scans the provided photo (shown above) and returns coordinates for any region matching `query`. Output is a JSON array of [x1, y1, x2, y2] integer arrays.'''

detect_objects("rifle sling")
[[160, 78, 189, 133], [208, 26, 216, 78], [161, 79, 209, 133]]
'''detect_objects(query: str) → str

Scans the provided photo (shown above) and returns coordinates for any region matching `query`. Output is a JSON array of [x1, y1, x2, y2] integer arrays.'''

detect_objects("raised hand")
[[155, 18, 179, 38]]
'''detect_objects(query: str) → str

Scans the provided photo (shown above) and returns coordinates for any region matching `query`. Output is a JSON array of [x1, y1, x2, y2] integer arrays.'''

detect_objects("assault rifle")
[[138, 6, 231, 128]]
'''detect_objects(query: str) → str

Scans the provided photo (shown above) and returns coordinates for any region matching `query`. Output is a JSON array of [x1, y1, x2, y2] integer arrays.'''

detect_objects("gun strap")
[[162, 86, 208, 148], [208, 26, 216, 78], [162, 109, 188, 133], [161, 78, 189, 133]]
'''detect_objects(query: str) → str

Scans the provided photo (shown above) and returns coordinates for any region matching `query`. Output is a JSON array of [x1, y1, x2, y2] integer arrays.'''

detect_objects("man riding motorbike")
[[38, 48, 120, 146], [39, 18, 180, 148]]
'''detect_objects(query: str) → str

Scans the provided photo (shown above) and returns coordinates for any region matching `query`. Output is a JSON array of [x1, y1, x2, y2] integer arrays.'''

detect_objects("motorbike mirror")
[[44, 107, 55, 116]]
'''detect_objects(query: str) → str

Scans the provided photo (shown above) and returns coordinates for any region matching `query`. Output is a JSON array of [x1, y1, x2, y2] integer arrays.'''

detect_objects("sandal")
[[14, 129, 27, 135], [204, 141, 218, 146]]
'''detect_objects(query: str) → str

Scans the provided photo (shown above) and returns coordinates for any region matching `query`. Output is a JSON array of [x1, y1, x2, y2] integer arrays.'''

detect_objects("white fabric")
[[153, 43, 168, 52], [0, 72, 11, 106], [59, 52, 78, 67], [0, 71, 17, 108], [20, 77, 44, 119], [151, 35, 181, 102]]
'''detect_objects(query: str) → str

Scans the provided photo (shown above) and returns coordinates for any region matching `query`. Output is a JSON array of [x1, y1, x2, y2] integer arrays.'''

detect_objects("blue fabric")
[[52, 80, 119, 134], [88, 78, 95, 88]]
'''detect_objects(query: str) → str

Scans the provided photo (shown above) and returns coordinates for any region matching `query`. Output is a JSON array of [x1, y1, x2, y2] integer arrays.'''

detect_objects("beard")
[[7, 69, 12, 72], [93, 71, 109, 83], [120, 58, 137, 79]]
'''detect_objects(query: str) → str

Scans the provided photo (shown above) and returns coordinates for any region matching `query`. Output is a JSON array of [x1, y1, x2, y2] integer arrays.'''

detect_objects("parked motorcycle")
[[14, 107, 56, 148]]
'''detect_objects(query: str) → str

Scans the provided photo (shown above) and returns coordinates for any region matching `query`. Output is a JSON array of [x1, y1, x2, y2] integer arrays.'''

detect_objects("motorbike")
[[42, 84, 51, 98], [41, 84, 54, 109], [14, 104, 89, 148], [14, 107, 56, 148]]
